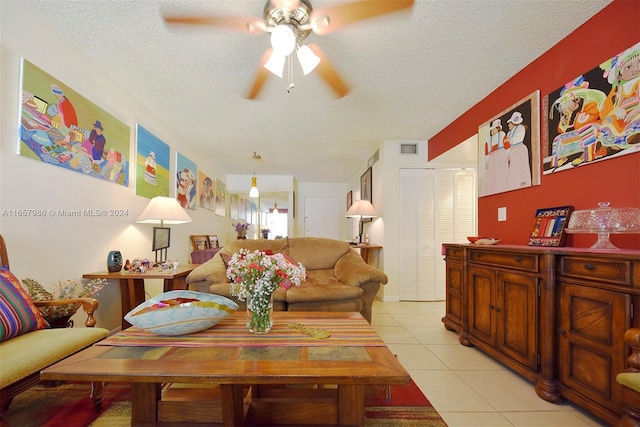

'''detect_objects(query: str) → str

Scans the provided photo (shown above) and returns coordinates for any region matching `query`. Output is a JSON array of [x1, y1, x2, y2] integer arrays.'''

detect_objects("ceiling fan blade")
[[311, 0, 414, 35], [308, 44, 350, 98], [163, 15, 265, 34], [270, 0, 300, 11], [246, 48, 274, 100]]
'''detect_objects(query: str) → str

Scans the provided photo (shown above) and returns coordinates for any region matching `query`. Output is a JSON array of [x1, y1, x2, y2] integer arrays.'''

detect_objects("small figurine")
[[124, 259, 132, 271]]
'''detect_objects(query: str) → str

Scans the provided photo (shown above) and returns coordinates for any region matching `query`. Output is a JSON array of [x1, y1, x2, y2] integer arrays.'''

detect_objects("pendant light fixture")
[[249, 152, 260, 198], [273, 201, 279, 215]]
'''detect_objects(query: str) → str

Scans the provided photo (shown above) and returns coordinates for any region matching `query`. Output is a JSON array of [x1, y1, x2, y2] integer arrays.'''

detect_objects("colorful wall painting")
[[176, 152, 197, 210], [229, 194, 239, 219], [544, 42, 640, 174], [214, 178, 226, 217], [198, 171, 215, 211], [18, 59, 130, 186], [478, 91, 541, 197], [135, 124, 170, 198]]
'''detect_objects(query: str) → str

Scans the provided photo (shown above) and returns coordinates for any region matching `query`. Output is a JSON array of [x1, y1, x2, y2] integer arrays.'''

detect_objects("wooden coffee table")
[[41, 311, 409, 426]]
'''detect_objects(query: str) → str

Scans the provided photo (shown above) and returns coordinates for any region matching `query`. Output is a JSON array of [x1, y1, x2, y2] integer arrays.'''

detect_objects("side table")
[[350, 244, 382, 264], [83, 264, 196, 329]]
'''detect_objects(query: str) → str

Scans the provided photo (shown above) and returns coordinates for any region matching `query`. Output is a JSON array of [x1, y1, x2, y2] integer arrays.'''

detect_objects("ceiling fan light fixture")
[[264, 51, 286, 77], [296, 44, 320, 75], [270, 24, 296, 56]]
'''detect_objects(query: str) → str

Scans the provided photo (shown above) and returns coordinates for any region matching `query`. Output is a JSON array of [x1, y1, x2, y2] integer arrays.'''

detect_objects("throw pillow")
[[220, 253, 232, 267], [0, 267, 49, 342], [279, 253, 300, 290]]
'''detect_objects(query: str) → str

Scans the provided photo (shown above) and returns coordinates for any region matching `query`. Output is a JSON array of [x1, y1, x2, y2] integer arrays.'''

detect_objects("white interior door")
[[304, 197, 339, 239], [399, 168, 476, 300]]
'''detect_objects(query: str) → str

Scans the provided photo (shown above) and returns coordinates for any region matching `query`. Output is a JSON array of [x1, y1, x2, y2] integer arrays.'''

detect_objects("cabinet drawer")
[[558, 256, 634, 286], [468, 249, 539, 272], [445, 246, 463, 260]]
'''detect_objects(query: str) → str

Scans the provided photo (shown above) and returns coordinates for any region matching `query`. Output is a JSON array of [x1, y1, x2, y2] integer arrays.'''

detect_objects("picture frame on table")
[[527, 205, 573, 247], [152, 227, 171, 251]]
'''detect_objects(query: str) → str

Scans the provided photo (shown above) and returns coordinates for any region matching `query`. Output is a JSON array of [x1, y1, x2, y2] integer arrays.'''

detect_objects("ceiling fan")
[[163, 0, 414, 99]]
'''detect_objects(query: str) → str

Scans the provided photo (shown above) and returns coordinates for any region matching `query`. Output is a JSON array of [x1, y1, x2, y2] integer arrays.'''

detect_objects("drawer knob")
[[584, 263, 596, 271], [514, 256, 522, 262], [558, 328, 566, 336]]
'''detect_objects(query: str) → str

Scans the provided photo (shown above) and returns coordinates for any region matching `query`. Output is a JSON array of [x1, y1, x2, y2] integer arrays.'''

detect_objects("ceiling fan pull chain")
[[287, 54, 295, 93]]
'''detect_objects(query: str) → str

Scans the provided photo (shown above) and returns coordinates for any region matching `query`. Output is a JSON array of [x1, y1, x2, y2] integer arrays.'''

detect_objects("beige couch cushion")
[[288, 237, 350, 270], [286, 270, 363, 304]]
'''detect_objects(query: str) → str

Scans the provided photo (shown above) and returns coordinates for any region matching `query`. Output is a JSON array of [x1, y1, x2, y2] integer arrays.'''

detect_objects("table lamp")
[[136, 196, 192, 264], [346, 199, 378, 244]]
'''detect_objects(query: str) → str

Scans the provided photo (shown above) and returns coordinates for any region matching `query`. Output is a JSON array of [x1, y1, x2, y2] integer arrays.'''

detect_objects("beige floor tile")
[[439, 411, 512, 426], [409, 369, 496, 412], [501, 410, 599, 426], [370, 312, 400, 327], [386, 343, 449, 370], [455, 370, 568, 412], [428, 344, 506, 370], [404, 325, 461, 345], [372, 325, 420, 344], [389, 312, 432, 327]]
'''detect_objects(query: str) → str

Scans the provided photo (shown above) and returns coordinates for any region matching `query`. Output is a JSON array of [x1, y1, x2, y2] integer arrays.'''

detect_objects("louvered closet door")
[[400, 169, 476, 301]]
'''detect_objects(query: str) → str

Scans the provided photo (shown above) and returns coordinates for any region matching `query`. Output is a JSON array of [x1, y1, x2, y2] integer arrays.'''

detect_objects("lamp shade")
[[136, 196, 192, 225], [264, 51, 286, 78], [297, 45, 321, 75], [270, 24, 296, 56], [249, 176, 260, 198], [346, 199, 378, 218]]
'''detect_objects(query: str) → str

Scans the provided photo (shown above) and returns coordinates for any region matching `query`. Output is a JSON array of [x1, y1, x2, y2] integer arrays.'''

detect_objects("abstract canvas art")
[[18, 59, 130, 185], [176, 152, 197, 210], [135, 124, 169, 198], [478, 91, 541, 197], [544, 42, 640, 174]]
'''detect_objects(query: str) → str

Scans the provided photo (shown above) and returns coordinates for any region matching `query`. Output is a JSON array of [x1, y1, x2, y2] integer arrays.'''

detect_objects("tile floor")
[[370, 300, 607, 427]]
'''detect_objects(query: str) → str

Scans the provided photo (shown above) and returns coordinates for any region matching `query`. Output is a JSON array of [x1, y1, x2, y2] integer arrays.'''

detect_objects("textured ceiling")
[[27, 0, 611, 183]]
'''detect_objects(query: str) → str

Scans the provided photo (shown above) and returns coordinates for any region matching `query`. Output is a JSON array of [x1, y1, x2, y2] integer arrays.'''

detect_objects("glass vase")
[[246, 292, 273, 334]]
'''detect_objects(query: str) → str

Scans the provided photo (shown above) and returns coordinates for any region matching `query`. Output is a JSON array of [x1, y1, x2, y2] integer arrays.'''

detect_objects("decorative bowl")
[[474, 238, 501, 245], [467, 236, 486, 243], [124, 290, 238, 335]]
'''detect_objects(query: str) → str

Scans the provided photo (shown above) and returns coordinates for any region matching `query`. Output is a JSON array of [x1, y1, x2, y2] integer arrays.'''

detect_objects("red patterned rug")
[[3, 380, 447, 426]]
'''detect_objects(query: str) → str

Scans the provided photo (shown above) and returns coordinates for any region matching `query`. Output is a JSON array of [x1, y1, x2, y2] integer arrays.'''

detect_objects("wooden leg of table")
[[338, 384, 365, 426], [360, 249, 370, 264], [220, 384, 245, 426], [119, 278, 145, 329], [131, 383, 160, 425], [164, 277, 187, 292]]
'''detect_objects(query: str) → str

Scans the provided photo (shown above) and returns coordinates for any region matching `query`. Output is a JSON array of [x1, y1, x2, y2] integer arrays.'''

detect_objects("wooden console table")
[[351, 244, 382, 264], [83, 265, 196, 329], [442, 244, 640, 426]]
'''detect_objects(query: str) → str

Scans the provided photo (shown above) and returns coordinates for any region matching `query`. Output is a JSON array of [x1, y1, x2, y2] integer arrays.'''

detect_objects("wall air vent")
[[367, 149, 380, 167], [400, 143, 418, 154]]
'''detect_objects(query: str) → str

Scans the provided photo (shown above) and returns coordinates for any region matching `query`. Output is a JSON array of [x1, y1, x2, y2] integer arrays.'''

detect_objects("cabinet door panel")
[[445, 260, 464, 328], [559, 282, 630, 413], [496, 272, 538, 369], [468, 266, 494, 345]]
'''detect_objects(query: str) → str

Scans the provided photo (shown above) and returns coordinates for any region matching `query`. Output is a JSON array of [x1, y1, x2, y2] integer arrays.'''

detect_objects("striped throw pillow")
[[0, 267, 49, 342]]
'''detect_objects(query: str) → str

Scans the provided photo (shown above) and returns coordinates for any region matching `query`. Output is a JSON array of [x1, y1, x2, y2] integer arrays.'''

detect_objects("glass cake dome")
[[566, 202, 640, 250]]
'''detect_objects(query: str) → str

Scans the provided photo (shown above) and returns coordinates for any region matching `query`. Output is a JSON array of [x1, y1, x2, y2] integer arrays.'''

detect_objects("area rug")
[[3, 380, 447, 426]]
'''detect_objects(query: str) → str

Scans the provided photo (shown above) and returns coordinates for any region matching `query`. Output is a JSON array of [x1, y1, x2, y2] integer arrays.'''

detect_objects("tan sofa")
[[186, 237, 388, 323], [617, 328, 640, 427]]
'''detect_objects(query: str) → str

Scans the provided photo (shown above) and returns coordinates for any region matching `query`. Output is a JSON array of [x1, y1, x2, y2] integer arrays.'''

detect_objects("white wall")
[[0, 3, 230, 332]]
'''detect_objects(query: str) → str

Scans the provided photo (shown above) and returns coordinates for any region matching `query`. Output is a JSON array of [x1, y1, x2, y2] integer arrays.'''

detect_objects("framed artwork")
[[18, 58, 130, 186], [478, 91, 541, 197], [528, 206, 574, 247], [198, 171, 215, 211], [176, 152, 197, 210], [214, 178, 226, 217], [135, 124, 170, 198], [346, 190, 353, 210], [544, 41, 640, 174], [360, 167, 372, 203], [229, 194, 239, 219], [152, 227, 170, 251], [238, 196, 246, 221]]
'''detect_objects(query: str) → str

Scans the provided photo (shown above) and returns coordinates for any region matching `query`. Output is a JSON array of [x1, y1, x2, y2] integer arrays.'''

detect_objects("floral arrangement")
[[234, 222, 250, 233], [226, 249, 305, 333], [21, 277, 107, 319]]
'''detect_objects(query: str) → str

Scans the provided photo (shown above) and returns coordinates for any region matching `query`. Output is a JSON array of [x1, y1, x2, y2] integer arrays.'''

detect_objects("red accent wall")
[[428, 0, 640, 249]]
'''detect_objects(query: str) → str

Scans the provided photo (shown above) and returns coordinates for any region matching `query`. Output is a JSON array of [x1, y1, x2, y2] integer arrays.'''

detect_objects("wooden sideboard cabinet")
[[442, 244, 640, 426]]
